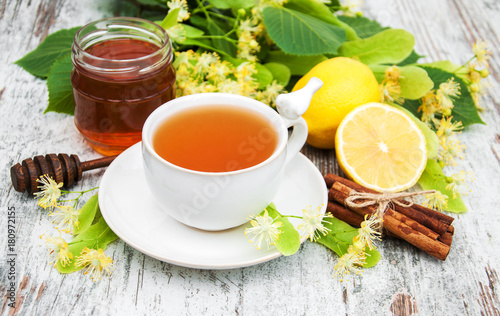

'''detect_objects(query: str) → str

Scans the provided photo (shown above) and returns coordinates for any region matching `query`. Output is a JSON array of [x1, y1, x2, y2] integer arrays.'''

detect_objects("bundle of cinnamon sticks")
[[325, 174, 454, 260]]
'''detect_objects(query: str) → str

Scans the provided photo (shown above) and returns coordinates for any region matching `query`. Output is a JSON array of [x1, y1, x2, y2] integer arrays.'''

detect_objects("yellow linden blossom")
[[297, 205, 332, 241], [423, 191, 448, 212], [334, 245, 366, 282], [245, 210, 283, 249], [446, 170, 475, 198], [438, 137, 466, 166], [40, 233, 73, 267], [379, 65, 403, 104], [237, 19, 264, 62], [356, 215, 383, 251], [433, 116, 464, 140], [49, 205, 81, 234], [206, 60, 233, 84], [380, 80, 403, 104], [34, 175, 63, 209], [167, 0, 190, 22], [436, 78, 460, 113], [340, 0, 363, 17], [174, 50, 281, 106], [254, 80, 286, 106], [418, 91, 439, 124], [472, 40, 492, 68], [76, 248, 114, 282], [166, 24, 186, 44]]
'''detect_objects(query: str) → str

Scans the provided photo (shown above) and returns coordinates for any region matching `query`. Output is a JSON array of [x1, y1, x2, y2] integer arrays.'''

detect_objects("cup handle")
[[281, 117, 308, 164], [275, 77, 323, 164]]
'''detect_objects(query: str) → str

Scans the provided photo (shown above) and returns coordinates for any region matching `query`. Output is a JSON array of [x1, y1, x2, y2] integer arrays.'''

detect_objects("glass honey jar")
[[71, 17, 176, 156]]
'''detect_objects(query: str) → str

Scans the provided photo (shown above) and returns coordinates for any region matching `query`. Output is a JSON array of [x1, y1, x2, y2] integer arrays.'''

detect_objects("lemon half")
[[335, 102, 427, 192]]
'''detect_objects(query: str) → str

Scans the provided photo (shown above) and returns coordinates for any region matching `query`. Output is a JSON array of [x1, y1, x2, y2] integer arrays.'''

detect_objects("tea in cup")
[[142, 78, 322, 230]]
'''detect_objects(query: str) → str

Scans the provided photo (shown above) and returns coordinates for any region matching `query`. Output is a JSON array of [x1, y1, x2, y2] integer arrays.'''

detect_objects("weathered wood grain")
[[1, 0, 500, 315]]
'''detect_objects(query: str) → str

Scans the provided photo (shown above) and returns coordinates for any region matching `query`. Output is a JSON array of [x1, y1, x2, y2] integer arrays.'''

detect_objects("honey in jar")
[[71, 17, 176, 156]]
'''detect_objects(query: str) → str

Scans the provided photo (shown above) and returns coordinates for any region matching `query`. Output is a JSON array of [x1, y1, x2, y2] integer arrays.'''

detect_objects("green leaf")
[[337, 15, 388, 39], [316, 217, 380, 267], [397, 50, 424, 66], [339, 29, 415, 65], [266, 204, 301, 256], [420, 61, 461, 73], [262, 6, 346, 56], [45, 54, 75, 115], [265, 50, 327, 76], [71, 217, 118, 246], [57, 217, 118, 273], [207, 19, 237, 57], [284, 0, 358, 40], [208, 0, 254, 9], [369, 64, 433, 100], [180, 38, 230, 57], [418, 159, 468, 213], [73, 194, 99, 235], [226, 57, 274, 88], [399, 66, 434, 100], [183, 24, 205, 37], [160, 8, 180, 29], [391, 104, 438, 159], [254, 63, 274, 88], [264, 62, 291, 86], [15, 27, 81, 78], [404, 66, 485, 127]]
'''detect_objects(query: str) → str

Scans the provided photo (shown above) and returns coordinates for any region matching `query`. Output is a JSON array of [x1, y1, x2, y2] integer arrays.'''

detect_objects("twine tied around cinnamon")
[[345, 189, 436, 229]]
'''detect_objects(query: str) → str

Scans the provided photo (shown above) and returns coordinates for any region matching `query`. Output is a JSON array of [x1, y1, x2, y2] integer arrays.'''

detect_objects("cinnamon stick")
[[325, 173, 453, 235], [383, 215, 450, 261], [327, 201, 364, 227], [331, 182, 441, 241], [327, 179, 452, 260]]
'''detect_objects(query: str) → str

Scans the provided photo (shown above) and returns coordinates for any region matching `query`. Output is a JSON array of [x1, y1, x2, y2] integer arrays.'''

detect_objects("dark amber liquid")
[[72, 39, 176, 156], [153, 105, 279, 172]]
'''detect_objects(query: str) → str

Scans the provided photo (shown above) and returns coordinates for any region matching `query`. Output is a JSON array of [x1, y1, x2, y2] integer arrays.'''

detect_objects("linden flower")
[[380, 80, 403, 104], [446, 170, 475, 198], [433, 116, 464, 139], [34, 175, 63, 209], [40, 233, 73, 267], [418, 91, 439, 124], [423, 191, 448, 212], [49, 205, 81, 234], [384, 65, 401, 81], [194, 52, 219, 75], [166, 24, 186, 44], [297, 205, 331, 241], [75, 248, 114, 282], [255, 80, 285, 106], [472, 40, 492, 68], [167, 0, 190, 22], [245, 210, 283, 249], [436, 78, 461, 111], [438, 137, 466, 166], [206, 61, 233, 84], [334, 245, 366, 281], [218, 79, 243, 94], [356, 215, 383, 251], [340, 0, 363, 16]]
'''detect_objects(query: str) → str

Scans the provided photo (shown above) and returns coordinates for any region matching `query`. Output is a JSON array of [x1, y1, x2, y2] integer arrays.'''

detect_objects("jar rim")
[[73, 17, 172, 67]]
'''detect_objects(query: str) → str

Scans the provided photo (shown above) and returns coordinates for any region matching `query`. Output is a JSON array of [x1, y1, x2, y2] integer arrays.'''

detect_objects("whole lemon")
[[293, 57, 380, 149]]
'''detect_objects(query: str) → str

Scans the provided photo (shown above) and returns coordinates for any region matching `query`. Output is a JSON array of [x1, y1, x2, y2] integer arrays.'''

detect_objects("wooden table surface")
[[1, 0, 500, 315]]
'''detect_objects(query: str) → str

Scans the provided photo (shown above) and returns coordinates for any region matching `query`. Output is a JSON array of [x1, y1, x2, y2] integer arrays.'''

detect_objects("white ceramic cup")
[[142, 78, 323, 230]]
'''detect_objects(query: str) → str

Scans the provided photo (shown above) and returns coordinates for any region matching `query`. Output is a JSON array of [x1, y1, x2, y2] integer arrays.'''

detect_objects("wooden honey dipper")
[[11, 154, 117, 194]]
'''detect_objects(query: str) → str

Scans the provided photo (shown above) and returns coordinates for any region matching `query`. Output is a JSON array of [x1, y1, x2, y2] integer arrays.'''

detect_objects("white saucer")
[[99, 143, 327, 269]]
